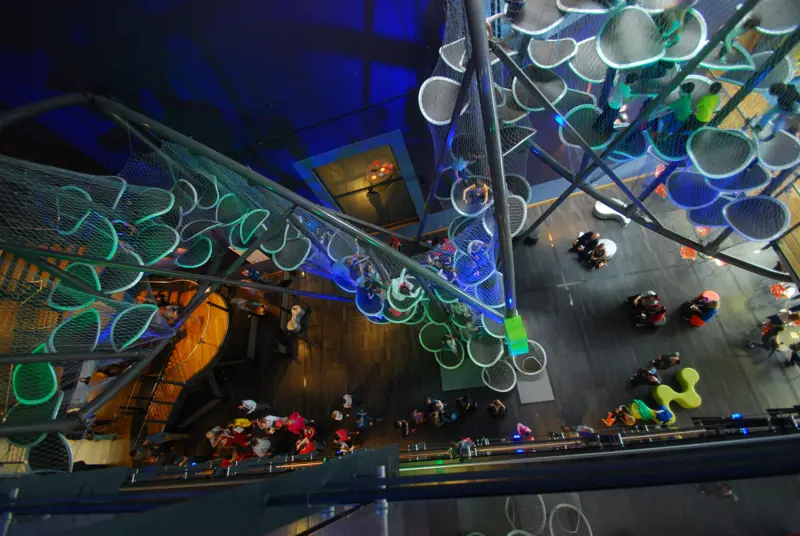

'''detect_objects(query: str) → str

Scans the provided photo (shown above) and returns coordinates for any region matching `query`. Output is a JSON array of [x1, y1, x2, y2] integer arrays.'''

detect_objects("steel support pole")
[[288, 214, 329, 259], [711, 26, 800, 128], [224, 206, 296, 279], [638, 160, 682, 201], [77, 323, 175, 420], [0, 350, 141, 366], [0, 93, 90, 132], [773, 220, 800, 245], [106, 112, 190, 186], [92, 96, 504, 322], [466, 0, 518, 315], [489, 42, 660, 225], [515, 153, 586, 244], [708, 167, 794, 252], [573, 0, 765, 180], [525, 142, 790, 282], [17, 254, 108, 302], [415, 61, 476, 243], [0, 242, 355, 304], [323, 209, 430, 249]]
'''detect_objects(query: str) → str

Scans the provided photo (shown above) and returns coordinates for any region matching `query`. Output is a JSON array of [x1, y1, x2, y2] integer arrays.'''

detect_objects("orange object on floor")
[[655, 184, 667, 198], [701, 290, 720, 302], [680, 246, 697, 260], [770, 283, 793, 299], [689, 315, 706, 327]]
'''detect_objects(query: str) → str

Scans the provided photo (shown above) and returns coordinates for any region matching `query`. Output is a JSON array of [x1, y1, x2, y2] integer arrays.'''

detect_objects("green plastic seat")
[[55, 186, 92, 236], [48, 309, 101, 353], [419, 322, 452, 352], [239, 209, 271, 245], [176, 236, 213, 268], [260, 222, 290, 254], [99, 250, 144, 294], [426, 302, 449, 325], [435, 339, 464, 370], [405, 301, 428, 326], [12, 362, 57, 406], [87, 175, 126, 210], [181, 219, 222, 242], [4, 391, 64, 448], [110, 304, 162, 352], [134, 224, 180, 266], [274, 237, 312, 271], [26, 432, 73, 473], [193, 172, 220, 209], [47, 263, 101, 311], [385, 303, 419, 324], [84, 215, 119, 261], [467, 332, 504, 367], [216, 193, 248, 225], [173, 179, 198, 215], [126, 187, 175, 225]]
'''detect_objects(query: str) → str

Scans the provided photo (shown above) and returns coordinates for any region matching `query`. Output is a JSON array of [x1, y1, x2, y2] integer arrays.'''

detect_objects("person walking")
[[515, 422, 533, 439], [748, 324, 785, 358], [238, 399, 271, 415], [593, 73, 638, 133], [487, 399, 507, 417], [753, 83, 800, 141], [662, 82, 694, 135]]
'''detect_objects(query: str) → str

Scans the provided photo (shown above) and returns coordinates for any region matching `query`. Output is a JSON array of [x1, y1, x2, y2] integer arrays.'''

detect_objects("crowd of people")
[[570, 231, 609, 270], [202, 395, 388, 465]]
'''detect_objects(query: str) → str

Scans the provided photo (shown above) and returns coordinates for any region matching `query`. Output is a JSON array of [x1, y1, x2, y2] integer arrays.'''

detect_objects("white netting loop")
[[481, 359, 517, 393], [512, 341, 547, 376]]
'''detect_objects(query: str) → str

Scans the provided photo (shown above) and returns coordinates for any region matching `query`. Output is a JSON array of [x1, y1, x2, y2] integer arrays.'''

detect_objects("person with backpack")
[[748, 324, 785, 357]]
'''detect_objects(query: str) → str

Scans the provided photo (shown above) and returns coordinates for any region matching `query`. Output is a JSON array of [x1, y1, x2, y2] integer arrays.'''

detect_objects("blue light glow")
[[513, 434, 520, 440], [741, 428, 749, 435], [516, 449, 524, 453], [731, 413, 742, 419], [555, 114, 566, 126], [191, 462, 196, 466]]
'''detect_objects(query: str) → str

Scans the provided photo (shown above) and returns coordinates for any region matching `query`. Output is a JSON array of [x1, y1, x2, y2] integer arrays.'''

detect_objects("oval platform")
[[665, 171, 720, 209], [597, 7, 665, 69], [556, 0, 610, 14], [719, 51, 793, 90], [698, 42, 756, 72], [555, 88, 597, 116], [419, 76, 468, 126], [705, 165, 770, 193], [512, 65, 567, 111], [501, 126, 537, 156], [663, 9, 707, 63], [439, 38, 466, 73], [527, 38, 577, 69], [558, 105, 613, 150], [723, 196, 790, 242], [757, 131, 800, 171], [687, 128, 755, 179], [687, 197, 732, 228], [569, 37, 608, 84], [509, 0, 567, 36], [750, 0, 800, 35]]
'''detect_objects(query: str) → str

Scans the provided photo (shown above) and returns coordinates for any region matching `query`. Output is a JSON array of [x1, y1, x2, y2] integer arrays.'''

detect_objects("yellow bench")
[[653, 368, 702, 412]]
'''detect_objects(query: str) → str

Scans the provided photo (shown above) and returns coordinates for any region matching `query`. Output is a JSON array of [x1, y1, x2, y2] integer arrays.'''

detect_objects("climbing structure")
[[420, 0, 799, 269]]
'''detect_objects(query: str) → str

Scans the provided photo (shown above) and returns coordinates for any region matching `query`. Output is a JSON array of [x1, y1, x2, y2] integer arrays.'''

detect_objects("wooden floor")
[[68, 289, 229, 467]]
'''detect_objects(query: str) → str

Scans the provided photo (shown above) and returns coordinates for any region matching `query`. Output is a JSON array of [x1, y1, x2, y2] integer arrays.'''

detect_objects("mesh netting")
[[549, 504, 593, 536], [420, 0, 798, 277], [506, 495, 547, 535]]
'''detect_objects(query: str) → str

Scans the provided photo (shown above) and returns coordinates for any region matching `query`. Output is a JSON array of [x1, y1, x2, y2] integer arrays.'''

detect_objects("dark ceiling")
[[0, 0, 445, 202]]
